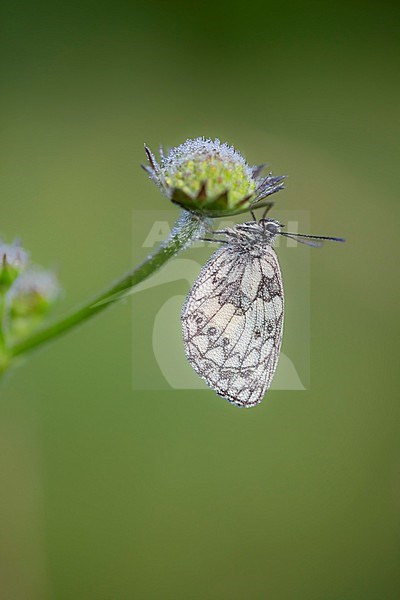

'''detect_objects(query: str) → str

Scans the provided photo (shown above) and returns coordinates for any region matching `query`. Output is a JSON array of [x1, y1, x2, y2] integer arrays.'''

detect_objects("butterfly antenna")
[[279, 231, 345, 248]]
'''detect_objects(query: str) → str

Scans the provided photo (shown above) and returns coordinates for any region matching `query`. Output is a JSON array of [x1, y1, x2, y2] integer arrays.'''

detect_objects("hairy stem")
[[9, 211, 205, 361]]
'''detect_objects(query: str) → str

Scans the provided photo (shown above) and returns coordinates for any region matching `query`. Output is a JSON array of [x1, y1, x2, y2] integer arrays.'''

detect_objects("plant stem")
[[9, 211, 205, 361], [0, 292, 10, 373]]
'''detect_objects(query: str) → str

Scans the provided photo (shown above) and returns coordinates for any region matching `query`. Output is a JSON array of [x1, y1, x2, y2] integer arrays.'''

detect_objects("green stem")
[[9, 211, 205, 361], [0, 292, 10, 373], [0, 293, 7, 353]]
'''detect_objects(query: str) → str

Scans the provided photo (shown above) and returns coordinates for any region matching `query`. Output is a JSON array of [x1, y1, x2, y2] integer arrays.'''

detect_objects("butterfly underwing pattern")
[[181, 217, 344, 408]]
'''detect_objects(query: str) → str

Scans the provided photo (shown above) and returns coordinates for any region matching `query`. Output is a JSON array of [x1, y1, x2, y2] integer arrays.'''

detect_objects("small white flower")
[[0, 240, 28, 291], [9, 269, 60, 317], [0, 241, 28, 269]]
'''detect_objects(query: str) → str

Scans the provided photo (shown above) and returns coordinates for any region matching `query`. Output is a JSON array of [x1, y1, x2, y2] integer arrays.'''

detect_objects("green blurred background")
[[1, 1, 399, 598]]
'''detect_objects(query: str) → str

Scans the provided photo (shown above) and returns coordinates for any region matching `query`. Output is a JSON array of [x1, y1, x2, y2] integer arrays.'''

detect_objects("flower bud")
[[0, 240, 28, 292], [8, 269, 60, 338], [143, 137, 285, 217]]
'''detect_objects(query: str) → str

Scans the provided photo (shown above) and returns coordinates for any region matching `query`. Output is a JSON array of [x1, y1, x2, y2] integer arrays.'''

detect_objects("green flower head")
[[142, 138, 285, 217]]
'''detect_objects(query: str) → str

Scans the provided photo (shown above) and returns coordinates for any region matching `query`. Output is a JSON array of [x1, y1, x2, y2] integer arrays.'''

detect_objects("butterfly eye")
[[265, 222, 278, 234]]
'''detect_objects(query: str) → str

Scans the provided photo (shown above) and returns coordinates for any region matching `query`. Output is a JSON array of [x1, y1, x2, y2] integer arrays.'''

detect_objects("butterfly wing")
[[181, 244, 284, 407]]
